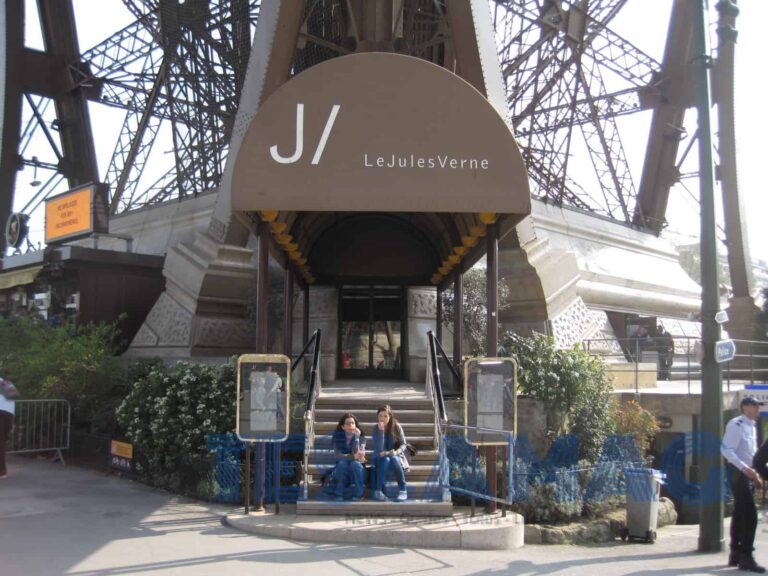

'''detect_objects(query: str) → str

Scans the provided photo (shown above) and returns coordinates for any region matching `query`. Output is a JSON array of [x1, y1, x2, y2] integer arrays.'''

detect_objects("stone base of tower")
[[126, 231, 257, 359]]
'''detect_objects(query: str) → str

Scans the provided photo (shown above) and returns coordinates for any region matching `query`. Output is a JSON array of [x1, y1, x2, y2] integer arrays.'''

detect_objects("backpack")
[[0, 378, 20, 400]]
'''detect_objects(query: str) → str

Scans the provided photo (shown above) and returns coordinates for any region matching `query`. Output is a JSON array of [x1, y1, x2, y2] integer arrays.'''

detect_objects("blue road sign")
[[715, 339, 736, 364]]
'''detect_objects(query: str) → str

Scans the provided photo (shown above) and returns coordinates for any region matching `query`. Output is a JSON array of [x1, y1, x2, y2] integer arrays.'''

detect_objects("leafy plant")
[[0, 315, 126, 433], [115, 360, 236, 496], [502, 331, 616, 461], [615, 399, 660, 455]]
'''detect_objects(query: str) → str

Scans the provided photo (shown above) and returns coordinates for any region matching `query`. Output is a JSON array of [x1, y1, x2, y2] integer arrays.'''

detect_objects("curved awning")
[[231, 52, 531, 284]]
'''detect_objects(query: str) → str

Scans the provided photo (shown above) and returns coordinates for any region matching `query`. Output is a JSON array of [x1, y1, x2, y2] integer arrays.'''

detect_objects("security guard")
[[722, 396, 765, 573]]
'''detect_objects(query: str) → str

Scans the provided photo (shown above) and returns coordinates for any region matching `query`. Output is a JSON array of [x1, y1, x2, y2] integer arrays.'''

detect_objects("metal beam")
[[0, 0, 24, 254], [37, 0, 98, 186]]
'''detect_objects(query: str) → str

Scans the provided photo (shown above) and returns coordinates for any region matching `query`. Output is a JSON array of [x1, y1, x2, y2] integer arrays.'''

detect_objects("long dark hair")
[[377, 405, 399, 445], [335, 412, 364, 439]]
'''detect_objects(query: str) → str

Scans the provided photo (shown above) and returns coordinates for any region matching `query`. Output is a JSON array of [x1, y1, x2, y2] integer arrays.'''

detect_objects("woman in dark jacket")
[[370, 405, 408, 501], [330, 412, 366, 500]]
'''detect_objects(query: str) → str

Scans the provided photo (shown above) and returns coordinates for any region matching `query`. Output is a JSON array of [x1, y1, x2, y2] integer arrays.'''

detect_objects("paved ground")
[[2, 454, 768, 575]]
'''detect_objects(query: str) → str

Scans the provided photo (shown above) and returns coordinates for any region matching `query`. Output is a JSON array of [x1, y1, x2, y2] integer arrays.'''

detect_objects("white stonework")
[[408, 287, 437, 383]]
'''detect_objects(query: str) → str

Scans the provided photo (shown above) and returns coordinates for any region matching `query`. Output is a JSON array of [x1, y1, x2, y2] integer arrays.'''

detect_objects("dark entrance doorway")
[[339, 286, 403, 379]]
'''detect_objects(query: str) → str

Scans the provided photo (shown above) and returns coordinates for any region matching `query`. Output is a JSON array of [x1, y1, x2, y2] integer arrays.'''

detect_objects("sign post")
[[463, 357, 518, 515], [236, 354, 291, 515]]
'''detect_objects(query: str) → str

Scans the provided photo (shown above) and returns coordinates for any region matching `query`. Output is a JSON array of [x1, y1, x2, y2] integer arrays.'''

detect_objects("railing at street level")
[[582, 336, 768, 394]]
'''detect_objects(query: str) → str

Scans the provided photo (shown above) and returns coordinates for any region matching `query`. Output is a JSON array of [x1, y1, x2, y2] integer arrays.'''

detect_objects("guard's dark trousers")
[[730, 466, 758, 557]]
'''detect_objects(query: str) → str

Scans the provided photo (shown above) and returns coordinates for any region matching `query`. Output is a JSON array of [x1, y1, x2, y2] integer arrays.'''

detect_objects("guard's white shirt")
[[721, 414, 757, 471]]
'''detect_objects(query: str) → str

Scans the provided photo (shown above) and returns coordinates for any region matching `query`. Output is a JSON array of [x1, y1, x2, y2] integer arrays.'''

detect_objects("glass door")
[[340, 287, 402, 378]]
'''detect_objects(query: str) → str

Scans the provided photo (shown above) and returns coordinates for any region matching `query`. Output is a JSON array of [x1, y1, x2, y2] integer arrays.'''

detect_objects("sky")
[[14, 0, 768, 266]]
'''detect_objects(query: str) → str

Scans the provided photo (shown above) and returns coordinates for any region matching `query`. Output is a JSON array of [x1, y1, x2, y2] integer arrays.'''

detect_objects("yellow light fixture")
[[259, 210, 278, 222], [454, 246, 468, 256], [285, 242, 299, 252], [478, 212, 497, 224], [430, 275, 441, 285], [469, 225, 487, 237], [462, 235, 478, 247], [442, 260, 453, 270], [275, 234, 292, 245], [438, 266, 450, 275], [270, 221, 287, 234], [448, 254, 461, 264], [288, 251, 301, 261], [295, 257, 307, 266]]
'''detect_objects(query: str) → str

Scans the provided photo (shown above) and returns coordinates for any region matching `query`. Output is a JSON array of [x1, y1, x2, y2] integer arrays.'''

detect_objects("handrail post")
[[634, 339, 639, 394], [750, 341, 754, 384]]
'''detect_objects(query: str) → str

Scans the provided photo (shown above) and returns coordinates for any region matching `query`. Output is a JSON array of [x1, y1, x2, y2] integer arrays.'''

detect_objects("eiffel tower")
[[0, 0, 758, 360]]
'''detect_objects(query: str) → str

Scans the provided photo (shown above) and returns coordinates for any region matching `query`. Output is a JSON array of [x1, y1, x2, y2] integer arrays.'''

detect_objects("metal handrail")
[[583, 336, 768, 393], [431, 333, 462, 391], [300, 329, 322, 500], [443, 423, 516, 515], [426, 331, 448, 424]]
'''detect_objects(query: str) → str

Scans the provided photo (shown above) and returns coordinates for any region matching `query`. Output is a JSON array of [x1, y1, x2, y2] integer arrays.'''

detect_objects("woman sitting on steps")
[[370, 405, 409, 502], [330, 412, 367, 501]]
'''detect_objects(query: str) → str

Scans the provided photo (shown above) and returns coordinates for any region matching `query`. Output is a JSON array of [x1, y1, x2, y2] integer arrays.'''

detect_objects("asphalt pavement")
[[2, 454, 767, 576]]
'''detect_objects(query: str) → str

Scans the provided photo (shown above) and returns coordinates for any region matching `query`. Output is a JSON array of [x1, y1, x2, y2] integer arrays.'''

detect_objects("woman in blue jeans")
[[370, 405, 408, 501], [331, 413, 366, 500]]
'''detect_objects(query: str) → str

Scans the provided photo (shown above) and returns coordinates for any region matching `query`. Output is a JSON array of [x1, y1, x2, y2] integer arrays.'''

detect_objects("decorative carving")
[[145, 293, 193, 346], [196, 317, 256, 348], [408, 289, 437, 318], [208, 217, 226, 243], [550, 297, 612, 350], [131, 324, 159, 347]]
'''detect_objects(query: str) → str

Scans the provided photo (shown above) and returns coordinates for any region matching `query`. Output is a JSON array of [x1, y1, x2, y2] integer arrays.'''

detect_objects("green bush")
[[0, 315, 126, 433], [116, 360, 236, 495], [502, 331, 616, 462]]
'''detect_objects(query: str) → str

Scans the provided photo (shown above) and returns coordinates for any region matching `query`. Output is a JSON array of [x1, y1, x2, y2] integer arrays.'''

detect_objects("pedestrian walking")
[[722, 396, 766, 573], [0, 377, 20, 479]]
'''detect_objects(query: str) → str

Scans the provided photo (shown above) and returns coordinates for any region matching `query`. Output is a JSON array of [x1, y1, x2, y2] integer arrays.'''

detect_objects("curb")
[[224, 510, 525, 550]]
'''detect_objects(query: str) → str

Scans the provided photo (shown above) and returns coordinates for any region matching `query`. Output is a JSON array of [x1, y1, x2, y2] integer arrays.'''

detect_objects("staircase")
[[296, 386, 453, 516]]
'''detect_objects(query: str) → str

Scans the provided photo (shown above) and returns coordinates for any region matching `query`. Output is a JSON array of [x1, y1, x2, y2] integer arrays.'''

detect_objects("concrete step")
[[296, 500, 453, 517], [314, 421, 435, 435], [312, 435, 435, 450], [307, 449, 440, 465], [315, 397, 434, 410], [314, 408, 434, 422], [307, 463, 437, 479], [307, 482, 446, 500]]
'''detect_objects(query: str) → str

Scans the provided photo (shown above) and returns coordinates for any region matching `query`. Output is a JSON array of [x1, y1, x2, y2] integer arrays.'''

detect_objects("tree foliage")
[[440, 266, 510, 356], [502, 331, 616, 462]]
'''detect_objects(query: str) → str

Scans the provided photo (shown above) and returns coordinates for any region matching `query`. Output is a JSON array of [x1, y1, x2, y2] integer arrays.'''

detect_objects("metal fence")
[[583, 337, 768, 394], [8, 399, 71, 462]]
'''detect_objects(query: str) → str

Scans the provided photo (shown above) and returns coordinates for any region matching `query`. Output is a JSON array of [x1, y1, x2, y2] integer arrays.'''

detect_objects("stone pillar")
[[407, 287, 437, 383], [307, 286, 339, 383]]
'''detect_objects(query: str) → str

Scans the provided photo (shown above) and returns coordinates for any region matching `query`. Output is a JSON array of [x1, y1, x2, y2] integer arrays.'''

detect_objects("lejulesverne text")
[[363, 153, 490, 170]]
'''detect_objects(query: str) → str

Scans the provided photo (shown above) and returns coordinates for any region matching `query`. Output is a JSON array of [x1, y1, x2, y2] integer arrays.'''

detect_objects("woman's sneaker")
[[372, 490, 386, 501], [396, 490, 408, 502]]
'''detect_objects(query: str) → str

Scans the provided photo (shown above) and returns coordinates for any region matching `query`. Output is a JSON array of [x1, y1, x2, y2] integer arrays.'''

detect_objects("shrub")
[[0, 315, 125, 433], [502, 331, 616, 461], [116, 360, 236, 495], [615, 399, 660, 455]]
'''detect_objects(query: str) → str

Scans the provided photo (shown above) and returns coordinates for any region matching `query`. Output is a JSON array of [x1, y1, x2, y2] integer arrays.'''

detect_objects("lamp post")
[[694, 0, 724, 553]]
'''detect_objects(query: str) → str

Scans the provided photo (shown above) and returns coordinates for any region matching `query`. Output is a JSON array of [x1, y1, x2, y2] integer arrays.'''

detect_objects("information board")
[[464, 357, 517, 445], [236, 354, 290, 442]]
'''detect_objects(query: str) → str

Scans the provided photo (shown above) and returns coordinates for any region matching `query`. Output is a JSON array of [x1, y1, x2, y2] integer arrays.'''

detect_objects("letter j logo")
[[269, 103, 340, 165]]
